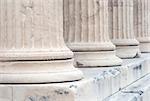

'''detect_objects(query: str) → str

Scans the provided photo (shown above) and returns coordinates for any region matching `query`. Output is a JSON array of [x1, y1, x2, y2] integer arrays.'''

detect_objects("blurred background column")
[[134, 0, 150, 53]]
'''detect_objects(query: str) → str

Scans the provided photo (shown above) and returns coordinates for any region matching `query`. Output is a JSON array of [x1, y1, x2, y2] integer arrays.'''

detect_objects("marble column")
[[134, 0, 150, 53], [64, 0, 122, 67], [0, 0, 83, 83], [110, 0, 141, 58]]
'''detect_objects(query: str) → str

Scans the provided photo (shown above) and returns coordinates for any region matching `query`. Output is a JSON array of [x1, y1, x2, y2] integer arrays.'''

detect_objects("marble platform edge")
[[0, 53, 149, 101], [104, 73, 150, 101]]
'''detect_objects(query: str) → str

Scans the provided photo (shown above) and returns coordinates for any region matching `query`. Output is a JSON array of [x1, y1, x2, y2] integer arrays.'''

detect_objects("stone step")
[[0, 53, 150, 101], [79, 53, 150, 100], [104, 73, 150, 101]]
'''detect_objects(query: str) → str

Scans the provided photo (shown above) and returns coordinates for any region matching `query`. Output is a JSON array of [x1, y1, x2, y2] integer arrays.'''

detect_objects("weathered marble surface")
[[104, 73, 150, 101], [123, 74, 150, 101], [0, 0, 83, 83], [0, 53, 149, 101], [104, 92, 141, 101], [81, 53, 150, 89], [63, 0, 122, 67]]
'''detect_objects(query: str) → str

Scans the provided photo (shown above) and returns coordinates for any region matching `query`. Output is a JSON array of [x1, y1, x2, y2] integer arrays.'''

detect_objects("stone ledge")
[[104, 92, 141, 101], [80, 53, 150, 98], [0, 53, 150, 101], [104, 73, 150, 101], [123, 73, 150, 101]]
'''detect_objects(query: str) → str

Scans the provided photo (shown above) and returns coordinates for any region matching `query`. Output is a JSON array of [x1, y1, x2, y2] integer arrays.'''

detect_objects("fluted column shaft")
[[0, 0, 83, 83], [134, 0, 150, 52], [64, 0, 122, 67], [110, 0, 140, 58]]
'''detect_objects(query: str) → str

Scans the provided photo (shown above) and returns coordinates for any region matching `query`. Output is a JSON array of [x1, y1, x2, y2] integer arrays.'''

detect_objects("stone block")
[[0, 54, 149, 101]]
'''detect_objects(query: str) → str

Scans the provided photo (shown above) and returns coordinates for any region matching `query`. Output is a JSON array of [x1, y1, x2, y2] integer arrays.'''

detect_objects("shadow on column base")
[[116, 45, 141, 59], [140, 42, 150, 53], [74, 51, 122, 67], [0, 59, 83, 83]]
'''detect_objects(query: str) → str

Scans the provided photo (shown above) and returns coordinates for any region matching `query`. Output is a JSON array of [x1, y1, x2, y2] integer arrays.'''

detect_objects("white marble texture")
[[134, 0, 150, 53], [0, 0, 83, 83], [0, 53, 149, 101], [63, 0, 122, 67], [109, 0, 141, 58]]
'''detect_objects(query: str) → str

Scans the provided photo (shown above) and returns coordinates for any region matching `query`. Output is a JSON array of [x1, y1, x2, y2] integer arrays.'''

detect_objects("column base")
[[139, 42, 150, 53], [116, 45, 141, 59], [74, 51, 122, 67], [0, 59, 83, 83]]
